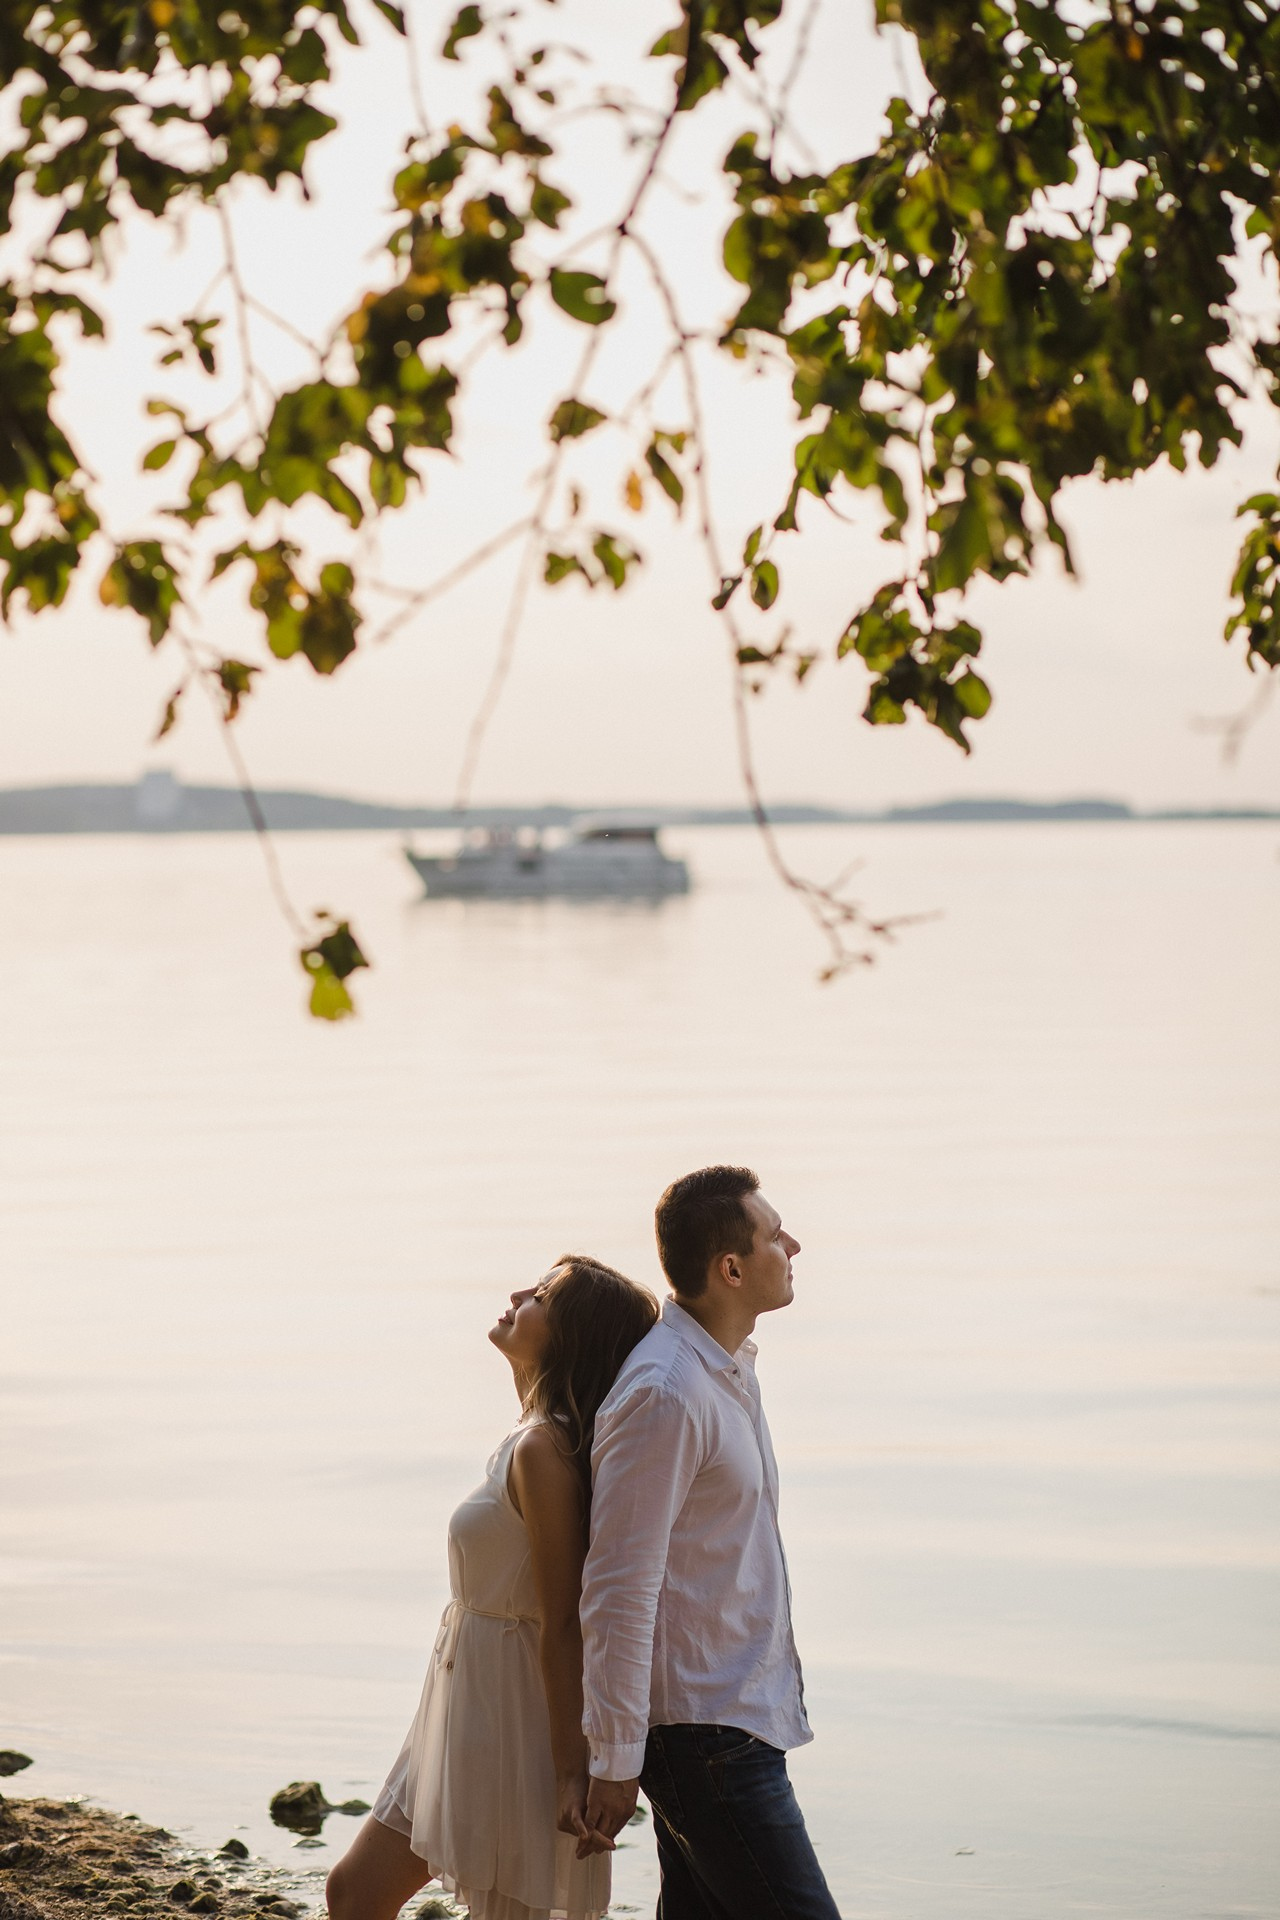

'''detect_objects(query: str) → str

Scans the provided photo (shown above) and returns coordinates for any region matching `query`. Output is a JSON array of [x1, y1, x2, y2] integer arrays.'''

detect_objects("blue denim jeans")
[[639, 1724, 842, 1920]]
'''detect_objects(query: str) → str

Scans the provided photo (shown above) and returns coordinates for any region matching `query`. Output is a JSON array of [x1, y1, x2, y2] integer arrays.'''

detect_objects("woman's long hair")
[[523, 1254, 658, 1512]]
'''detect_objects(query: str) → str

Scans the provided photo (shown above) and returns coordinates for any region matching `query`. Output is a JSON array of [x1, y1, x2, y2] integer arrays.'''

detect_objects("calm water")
[[2, 823, 1278, 1918]]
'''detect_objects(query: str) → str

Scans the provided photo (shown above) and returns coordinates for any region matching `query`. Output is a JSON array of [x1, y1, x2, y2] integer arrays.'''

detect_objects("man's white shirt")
[[580, 1297, 812, 1781]]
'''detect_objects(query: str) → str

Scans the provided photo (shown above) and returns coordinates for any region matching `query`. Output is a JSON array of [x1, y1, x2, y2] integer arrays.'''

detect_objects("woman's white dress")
[[372, 1423, 610, 1920]]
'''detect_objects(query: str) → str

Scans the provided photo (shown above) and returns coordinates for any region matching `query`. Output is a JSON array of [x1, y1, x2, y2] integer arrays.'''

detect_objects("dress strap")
[[484, 1418, 539, 1486]]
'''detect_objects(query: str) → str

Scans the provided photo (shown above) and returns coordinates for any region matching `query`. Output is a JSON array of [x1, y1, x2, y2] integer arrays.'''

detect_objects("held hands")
[[556, 1771, 610, 1857], [577, 1776, 639, 1859]]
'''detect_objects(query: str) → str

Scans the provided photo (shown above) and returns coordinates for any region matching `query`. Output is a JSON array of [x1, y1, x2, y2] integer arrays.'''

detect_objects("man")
[[577, 1165, 840, 1917]]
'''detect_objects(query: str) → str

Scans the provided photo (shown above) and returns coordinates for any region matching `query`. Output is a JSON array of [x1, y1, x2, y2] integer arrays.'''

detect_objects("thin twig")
[[242, 289, 330, 367], [628, 224, 907, 976], [449, 93, 686, 810], [777, 0, 824, 123], [764, 0, 824, 170], [451, 534, 543, 812], [401, 0, 433, 142], [1192, 672, 1278, 764], [368, 514, 536, 644], [216, 198, 265, 438], [615, 339, 686, 427], [173, 627, 309, 942]]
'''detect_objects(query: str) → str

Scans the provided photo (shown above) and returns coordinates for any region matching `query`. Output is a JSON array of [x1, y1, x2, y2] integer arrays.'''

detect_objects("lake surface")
[[2, 823, 1278, 1918]]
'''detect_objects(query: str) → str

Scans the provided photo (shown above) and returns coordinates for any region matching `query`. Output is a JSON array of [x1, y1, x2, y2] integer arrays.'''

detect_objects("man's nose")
[[785, 1233, 800, 1256]]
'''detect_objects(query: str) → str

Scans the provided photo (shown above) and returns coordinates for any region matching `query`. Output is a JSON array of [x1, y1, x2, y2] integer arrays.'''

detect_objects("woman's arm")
[[510, 1426, 609, 1850]]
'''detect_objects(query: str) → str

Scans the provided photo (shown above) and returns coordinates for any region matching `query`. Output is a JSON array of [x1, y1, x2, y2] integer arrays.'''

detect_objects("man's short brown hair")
[[655, 1165, 760, 1299]]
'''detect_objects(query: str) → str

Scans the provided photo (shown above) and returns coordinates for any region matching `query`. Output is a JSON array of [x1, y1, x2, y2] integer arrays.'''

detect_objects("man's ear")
[[718, 1251, 743, 1290]]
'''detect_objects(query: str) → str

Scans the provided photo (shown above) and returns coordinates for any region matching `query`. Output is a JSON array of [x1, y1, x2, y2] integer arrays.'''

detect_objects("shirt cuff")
[[588, 1737, 648, 1782]]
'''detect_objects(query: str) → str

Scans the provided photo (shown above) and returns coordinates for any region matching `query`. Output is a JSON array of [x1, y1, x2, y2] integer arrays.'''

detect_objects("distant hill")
[[0, 774, 1276, 834]]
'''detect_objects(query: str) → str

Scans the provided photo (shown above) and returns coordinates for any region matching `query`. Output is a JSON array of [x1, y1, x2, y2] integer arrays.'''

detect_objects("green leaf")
[[98, 541, 182, 647], [932, 494, 990, 595], [650, 26, 730, 111], [154, 684, 185, 741], [530, 180, 571, 229], [644, 441, 684, 510], [865, 688, 907, 727], [0, 486, 96, 618], [302, 959, 353, 1020], [143, 439, 177, 471], [549, 270, 616, 326], [216, 542, 360, 675], [300, 918, 369, 1021], [442, 4, 482, 59], [549, 399, 607, 442], [216, 658, 259, 721], [749, 559, 779, 609], [954, 670, 992, 719], [591, 532, 639, 589], [487, 87, 551, 160], [544, 551, 586, 586]]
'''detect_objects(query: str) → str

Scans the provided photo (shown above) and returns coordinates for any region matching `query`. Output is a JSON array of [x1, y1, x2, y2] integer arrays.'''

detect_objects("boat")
[[404, 816, 690, 898]]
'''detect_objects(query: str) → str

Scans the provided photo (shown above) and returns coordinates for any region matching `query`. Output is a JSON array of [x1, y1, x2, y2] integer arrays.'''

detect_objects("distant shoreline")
[[1, 776, 1277, 835]]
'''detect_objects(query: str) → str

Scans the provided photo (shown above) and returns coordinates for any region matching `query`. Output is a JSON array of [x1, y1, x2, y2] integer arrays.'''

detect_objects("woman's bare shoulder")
[[510, 1421, 582, 1519], [512, 1419, 573, 1474]]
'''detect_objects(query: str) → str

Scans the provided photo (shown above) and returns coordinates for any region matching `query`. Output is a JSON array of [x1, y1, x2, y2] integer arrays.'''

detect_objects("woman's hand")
[[556, 1770, 609, 1853]]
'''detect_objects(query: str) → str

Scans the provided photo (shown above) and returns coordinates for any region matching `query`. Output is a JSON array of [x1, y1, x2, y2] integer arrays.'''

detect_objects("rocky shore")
[[0, 1797, 325, 1920], [0, 1797, 463, 1920]]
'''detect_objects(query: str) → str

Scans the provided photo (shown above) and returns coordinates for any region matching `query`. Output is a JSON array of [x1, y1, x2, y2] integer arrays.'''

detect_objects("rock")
[[216, 1843, 248, 1862], [266, 1780, 371, 1838], [168, 1880, 198, 1906], [189, 1894, 219, 1913], [0, 1847, 43, 1871], [0, 1764, 32, 1784], [266, 1785, 327, 1837]]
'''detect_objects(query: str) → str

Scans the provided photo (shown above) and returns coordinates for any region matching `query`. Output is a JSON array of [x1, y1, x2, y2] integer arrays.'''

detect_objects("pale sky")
[[2, 0, 1277, 811]]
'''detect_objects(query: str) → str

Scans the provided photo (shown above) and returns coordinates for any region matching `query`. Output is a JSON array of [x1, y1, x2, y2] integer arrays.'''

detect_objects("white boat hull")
[[406, 839, 689, 898]]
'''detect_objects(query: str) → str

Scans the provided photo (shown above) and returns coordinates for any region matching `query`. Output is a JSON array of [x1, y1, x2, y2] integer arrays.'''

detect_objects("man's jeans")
[[639, 1724, 841, 1920]]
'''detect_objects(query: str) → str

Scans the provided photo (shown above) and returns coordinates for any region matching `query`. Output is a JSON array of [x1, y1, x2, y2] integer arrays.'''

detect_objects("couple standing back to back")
[[327, 1166, 841, 1920]]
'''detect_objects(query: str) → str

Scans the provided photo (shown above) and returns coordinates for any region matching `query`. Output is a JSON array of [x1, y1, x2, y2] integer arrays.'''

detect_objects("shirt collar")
[[662, 1297, 757, 1374]]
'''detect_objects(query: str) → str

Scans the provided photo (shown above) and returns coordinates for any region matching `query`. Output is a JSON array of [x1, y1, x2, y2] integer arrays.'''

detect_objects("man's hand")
[[579, 1777, 639, 1859]]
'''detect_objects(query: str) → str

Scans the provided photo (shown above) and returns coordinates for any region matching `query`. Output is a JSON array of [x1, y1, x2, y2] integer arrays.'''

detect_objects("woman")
[[327, 1255, 658, 1920]]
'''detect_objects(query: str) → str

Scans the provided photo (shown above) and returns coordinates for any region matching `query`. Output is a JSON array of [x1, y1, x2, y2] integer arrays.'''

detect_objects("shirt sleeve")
[[580, 1376, 701, 1780]]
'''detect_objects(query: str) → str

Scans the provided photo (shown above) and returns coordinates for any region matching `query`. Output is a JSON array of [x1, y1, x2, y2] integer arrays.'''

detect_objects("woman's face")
[[488, 1268, 562, 1372]]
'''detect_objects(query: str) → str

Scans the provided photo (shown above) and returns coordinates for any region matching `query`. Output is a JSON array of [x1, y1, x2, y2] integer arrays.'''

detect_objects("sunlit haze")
[[2, 1, 1277, 810]]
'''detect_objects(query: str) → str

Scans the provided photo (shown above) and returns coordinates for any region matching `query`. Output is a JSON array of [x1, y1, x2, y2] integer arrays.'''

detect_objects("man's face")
[[735, 1190, 801, 1315]]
